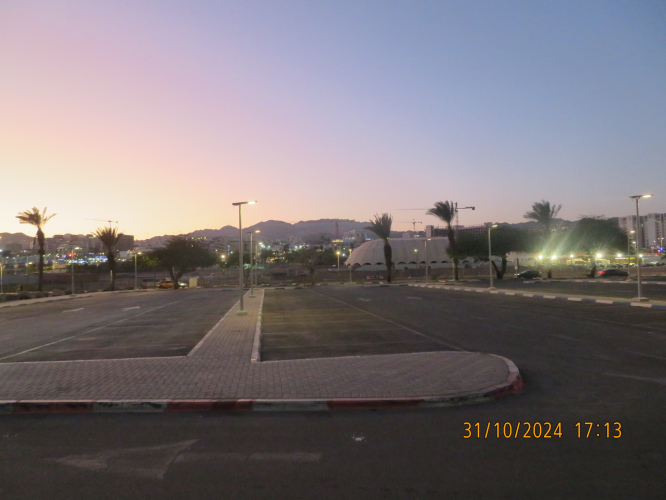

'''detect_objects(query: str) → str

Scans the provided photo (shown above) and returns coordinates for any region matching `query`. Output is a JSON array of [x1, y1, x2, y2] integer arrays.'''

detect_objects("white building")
[[618, 213, 666, 249], [346, 237, 450, 268]]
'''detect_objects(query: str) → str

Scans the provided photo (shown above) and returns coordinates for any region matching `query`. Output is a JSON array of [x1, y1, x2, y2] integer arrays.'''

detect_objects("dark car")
[[516, 270, 541, 279], [597, 269, 628, 277]]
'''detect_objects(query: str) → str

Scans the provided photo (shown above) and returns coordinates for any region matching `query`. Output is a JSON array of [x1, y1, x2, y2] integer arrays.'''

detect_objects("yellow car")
[[158, 279, 187, 289]]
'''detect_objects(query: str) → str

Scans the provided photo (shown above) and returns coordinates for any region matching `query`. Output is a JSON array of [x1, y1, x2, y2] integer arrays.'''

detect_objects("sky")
[[1, 0, 665, 239]]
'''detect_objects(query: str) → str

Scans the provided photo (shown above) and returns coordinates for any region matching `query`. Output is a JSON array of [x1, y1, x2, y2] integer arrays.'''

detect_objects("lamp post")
[[134, 251, 142, 290], [0, 253, 3, 295], [248, 230, 260, 297], [487, 223, 498, 289], [424, 238, 430, 282], [570, 254, 574, 278], [232, 201, 256, 315], [627, 230, 635, 280], [630, 194, 652, 301]]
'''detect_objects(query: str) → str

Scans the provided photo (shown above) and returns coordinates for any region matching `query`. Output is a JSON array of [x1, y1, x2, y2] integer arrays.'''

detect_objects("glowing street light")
[[336, 250, 341, 272], [487, 224, 498, 289], [231, 201, 257, 315], [630, 194, 652, 301]]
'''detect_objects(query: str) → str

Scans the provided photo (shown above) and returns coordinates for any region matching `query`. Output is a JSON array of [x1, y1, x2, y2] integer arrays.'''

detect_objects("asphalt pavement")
[[1, 284, 665, 498], [0, 289, 238, 361]]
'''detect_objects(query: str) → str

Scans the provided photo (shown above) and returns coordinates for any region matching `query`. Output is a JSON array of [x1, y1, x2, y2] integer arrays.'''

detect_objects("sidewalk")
[[411, 283, 666, 309], [0, 289, 522, 414]]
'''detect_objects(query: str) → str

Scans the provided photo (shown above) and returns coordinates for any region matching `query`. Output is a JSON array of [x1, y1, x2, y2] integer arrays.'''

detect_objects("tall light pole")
[[570, 254, 574, 278], [336, 251, 341, 272], [0, 252, 3, 295], [248, 230, 259, 298], [232, 201, 256, 315], [134, 251, 142, 290], [424, 238, 430, 282], [630, 194, 652, 301], [487, 223, 498, 289], [627, 230, 635, 281]]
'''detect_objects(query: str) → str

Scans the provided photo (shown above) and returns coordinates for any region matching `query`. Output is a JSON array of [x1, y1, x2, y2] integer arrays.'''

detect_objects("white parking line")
[[123, 306, 141, 311], [0, 299, 184, 361], [62, 308, 84, 313]]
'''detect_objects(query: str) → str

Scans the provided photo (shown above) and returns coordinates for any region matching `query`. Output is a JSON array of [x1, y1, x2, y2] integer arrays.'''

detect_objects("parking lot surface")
[[0, 289, 238, 362], [261, 289, 453, 361]]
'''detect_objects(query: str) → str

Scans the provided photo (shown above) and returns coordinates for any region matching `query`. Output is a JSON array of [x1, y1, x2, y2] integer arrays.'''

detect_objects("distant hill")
[[136, 219, 374, 247]]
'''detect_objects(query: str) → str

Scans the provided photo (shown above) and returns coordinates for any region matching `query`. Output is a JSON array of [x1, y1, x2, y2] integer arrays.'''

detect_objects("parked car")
[[597, 269, 628, 277], [158, 279, 188, 289], [516, 270, 541, 279]]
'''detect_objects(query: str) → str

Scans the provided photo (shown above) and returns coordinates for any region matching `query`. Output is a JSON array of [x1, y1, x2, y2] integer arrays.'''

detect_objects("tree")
[[567, 216, 628, 278], [458, 226, 531, 279], [524, 200, 562, 278], [299, 249, 320, 285], [365, 213, 394, 283], [149, 236, 218, 289], [16, 207, 56, 292], [94, 227, 124, 291], [426, 201, 459, 280]]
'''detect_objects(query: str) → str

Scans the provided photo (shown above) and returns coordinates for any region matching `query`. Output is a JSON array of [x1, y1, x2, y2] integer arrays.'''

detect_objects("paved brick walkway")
[[0, 290, 520, 412]]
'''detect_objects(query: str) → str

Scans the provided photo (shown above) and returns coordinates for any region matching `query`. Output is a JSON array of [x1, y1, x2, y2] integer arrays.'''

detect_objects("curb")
[[410, 284, 666, 309], [0, 289, 158, 309], [0, 356, 523, 415]]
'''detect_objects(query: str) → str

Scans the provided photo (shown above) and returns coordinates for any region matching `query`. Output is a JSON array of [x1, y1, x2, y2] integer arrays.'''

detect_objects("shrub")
[[52, 289, 64, 296], [18, 292, 33, 300], [64, 289, 72, 295]]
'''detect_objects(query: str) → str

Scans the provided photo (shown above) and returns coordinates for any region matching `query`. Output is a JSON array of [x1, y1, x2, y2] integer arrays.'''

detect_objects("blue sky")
[[1, 0, 664, 237]]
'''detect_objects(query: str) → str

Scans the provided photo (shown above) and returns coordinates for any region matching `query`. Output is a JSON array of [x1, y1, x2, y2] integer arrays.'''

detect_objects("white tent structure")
[[345, 237, 451, 268]]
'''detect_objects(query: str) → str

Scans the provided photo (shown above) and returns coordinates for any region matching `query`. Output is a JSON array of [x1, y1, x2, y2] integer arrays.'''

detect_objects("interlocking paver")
[[0, 289, 519, 407]]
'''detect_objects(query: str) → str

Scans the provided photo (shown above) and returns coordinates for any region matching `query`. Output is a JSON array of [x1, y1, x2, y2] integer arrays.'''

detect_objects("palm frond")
[[426, 201, 455, 226], [365, 213, 393, 241], [16, 207, 57, 230]]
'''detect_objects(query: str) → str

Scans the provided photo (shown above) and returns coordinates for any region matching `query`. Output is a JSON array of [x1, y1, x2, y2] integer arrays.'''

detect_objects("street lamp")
[[570, 254, 574, 278], [231, 201, 256, 315], [70, 248, 80, 294], [487, 224, 498, 289], [336, 250, 341, 272], [248, 230, 260, 298], [134, 251, 142, 290], [630, 194, 652, 301], [424, 238, 431, 282], [627, 230, 635, 280]]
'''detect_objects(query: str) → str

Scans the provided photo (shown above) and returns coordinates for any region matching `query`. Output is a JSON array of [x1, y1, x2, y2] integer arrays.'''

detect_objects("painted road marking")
[[62, 308, 84, 313], [0, 299, 184, 361], [123, 306, 141, 311]]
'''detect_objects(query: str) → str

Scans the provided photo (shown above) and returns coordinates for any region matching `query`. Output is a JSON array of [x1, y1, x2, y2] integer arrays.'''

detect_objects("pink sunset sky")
[[1, 1, 664, 239]]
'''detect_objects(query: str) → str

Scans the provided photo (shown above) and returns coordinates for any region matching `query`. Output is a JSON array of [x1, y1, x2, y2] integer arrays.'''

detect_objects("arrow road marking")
[[50, 440, 199, 480]]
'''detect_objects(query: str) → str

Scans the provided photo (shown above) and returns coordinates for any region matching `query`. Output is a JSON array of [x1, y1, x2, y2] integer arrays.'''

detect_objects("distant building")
[[425, 224, 491, 238], [618, 213, 666, 249]]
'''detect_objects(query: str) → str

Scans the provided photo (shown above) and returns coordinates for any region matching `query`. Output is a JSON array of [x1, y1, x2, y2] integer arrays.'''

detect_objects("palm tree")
[[365, 213, 394, 283], [426, 201, 459, 280], [16, 207, 56, 292], [524, 200, 562, 278], [94, 227, 124, 291]]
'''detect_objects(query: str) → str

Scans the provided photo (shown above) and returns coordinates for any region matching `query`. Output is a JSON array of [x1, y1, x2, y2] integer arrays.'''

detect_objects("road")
[[0, 289, 238, 361], [0, 286, 665, 498]]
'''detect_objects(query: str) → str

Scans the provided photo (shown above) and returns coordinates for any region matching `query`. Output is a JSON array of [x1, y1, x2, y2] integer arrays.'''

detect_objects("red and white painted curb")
[[0, 359, 522, 415]]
